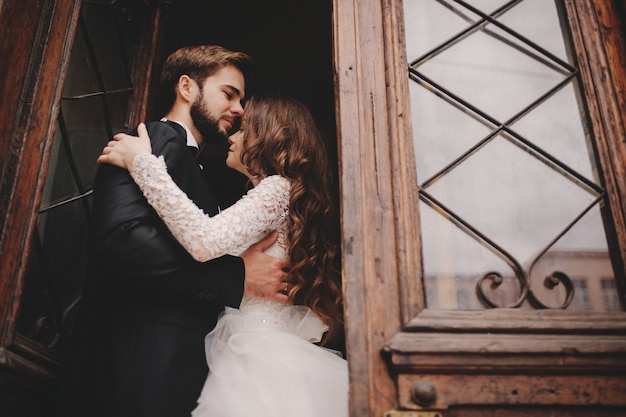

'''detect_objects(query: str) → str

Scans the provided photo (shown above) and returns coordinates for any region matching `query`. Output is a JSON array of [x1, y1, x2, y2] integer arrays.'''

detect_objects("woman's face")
[[226, 127, 252, 178]]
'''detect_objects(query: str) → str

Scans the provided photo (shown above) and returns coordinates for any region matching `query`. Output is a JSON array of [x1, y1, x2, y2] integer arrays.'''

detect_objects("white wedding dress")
[[130, 153, 349, 417]]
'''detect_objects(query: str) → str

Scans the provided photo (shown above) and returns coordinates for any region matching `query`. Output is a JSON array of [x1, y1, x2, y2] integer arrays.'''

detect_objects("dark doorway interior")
[[157, 0, 336, 208]]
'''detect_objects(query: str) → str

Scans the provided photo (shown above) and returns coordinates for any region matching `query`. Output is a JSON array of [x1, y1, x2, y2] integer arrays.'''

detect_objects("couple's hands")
[[97, 122, 151, 170], [240, 232, 292, 304]]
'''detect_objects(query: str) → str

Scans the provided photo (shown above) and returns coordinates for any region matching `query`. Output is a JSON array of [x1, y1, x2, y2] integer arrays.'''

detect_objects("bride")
[[98, 94, 349, 417]]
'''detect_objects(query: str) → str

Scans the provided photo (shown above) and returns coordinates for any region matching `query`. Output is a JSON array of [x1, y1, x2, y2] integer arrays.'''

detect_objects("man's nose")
[[231, 100, 244, 115]]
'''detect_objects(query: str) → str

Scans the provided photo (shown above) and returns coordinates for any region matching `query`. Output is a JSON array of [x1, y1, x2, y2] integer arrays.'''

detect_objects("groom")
[[58, 46, 290, 417]]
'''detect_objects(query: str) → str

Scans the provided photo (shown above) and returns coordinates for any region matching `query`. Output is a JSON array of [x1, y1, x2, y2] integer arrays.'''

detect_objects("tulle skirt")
[[191, 298, 349, 417]]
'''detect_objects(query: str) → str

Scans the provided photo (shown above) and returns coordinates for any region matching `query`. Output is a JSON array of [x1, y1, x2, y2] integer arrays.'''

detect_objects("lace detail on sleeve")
[[130, 153, 290, 261]]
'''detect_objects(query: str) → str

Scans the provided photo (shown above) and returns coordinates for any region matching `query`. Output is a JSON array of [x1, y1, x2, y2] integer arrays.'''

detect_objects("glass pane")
[[18, 238, 60, 348], [40, 125, 81, 208], [417, 25, 569, 122], [463, 0, 512, 15], [406, 0, 620, 311], [61, 96, 110, 189], [425, 136, 599, 266], [405, 0, 482, 62], [497, 0, 572, 64], [108, 91, 133, 134], [510, 82, 596, 182], [82, 3, 132, 91], [37, 200, 87, 306], [409, 79, 493, 182], [420, 199, 523, 309], [63, 20, 100, 97], [528, 206, 617, 310], [36, 201, 90, 309], [19, 199, 90, 349], [41, 89, 131, 209], [601, 279, 621, 311]]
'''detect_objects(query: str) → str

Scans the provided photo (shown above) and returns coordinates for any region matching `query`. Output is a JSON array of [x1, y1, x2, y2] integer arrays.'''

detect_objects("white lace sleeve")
[[129, 153, 290, 262]]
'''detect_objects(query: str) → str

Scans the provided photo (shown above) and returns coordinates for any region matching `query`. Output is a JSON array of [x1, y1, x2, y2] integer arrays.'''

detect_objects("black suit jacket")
[[88, 120, 244, 311], [59, 121, 244, 417]]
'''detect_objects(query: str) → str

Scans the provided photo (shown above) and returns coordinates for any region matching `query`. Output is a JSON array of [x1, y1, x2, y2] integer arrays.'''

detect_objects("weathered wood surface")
[[396, 373, 626, 410], [0, 0, 81, 350], [335, 0, 626, 415], [568, 0, 626, 308], [333, 0, 420, 414]]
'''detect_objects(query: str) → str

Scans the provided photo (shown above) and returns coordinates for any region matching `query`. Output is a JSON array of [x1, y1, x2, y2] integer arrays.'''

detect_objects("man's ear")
[[176, 75, 199, 104]]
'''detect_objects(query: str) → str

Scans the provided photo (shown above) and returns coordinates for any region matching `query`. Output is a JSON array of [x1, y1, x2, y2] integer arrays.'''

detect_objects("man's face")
[[190, 64, 245, 143]]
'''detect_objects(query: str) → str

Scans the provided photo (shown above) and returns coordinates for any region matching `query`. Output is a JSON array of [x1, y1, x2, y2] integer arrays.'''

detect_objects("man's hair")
[[159, 45, 254, 113]]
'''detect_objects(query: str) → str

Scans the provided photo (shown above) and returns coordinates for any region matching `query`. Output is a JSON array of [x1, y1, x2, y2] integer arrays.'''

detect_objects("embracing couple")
[[57, 45, 348, 417]]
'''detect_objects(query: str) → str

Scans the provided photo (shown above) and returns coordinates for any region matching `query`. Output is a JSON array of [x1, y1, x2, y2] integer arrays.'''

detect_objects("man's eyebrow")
[[223, 84, 242, 97]]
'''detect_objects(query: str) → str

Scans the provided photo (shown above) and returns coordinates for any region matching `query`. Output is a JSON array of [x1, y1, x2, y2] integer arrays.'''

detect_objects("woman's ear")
[[176, 74, 199, 104]]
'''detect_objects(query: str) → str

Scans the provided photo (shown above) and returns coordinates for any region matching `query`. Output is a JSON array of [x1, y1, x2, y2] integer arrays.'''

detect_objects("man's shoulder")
[[143, 120, 189, 154], [144, 120, 186, 141]]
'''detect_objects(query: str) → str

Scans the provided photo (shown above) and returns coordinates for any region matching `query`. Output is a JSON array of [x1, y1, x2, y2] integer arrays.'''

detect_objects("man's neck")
[[164, 110, 203, 145]]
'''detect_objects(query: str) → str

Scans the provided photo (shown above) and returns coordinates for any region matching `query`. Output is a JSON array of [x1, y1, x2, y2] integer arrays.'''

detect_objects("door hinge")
[[385, 411, 443, 417]]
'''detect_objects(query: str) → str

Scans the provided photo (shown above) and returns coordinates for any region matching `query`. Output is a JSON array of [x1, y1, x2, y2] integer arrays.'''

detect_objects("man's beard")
[[190, 97, 226, 143]]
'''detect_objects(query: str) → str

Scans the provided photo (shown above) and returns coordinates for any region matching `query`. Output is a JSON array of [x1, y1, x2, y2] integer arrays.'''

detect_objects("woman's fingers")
[[97, 123, 150, 169], [137, 122, 148, 138]]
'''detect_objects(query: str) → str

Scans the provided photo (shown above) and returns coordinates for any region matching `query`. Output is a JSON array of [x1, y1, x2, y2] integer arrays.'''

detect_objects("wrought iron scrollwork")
[[475, 271, 527, 309], [476, 269, 575, 309], [527, 270, 575, 309]]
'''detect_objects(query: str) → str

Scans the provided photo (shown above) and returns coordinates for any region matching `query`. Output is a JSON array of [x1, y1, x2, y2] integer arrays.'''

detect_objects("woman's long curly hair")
[[238, 94, 343, 344]]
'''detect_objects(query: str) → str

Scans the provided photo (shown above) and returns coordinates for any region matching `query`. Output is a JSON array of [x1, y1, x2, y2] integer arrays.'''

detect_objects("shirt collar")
[[160, 117, 199, 148]]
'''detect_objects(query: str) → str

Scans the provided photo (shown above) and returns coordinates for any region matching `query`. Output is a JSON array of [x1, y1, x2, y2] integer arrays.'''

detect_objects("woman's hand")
[[97, 122, 152, 171]]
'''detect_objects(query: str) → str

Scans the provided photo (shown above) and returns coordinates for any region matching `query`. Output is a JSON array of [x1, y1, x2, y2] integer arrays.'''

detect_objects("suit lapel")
[[160, 120, 220, 217]]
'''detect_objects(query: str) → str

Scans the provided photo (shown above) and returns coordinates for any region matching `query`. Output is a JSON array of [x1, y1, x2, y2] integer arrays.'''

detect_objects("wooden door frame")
[[333, 0, 626, 415], [333, 0, 421, 414], [0, 0, 82, 379]]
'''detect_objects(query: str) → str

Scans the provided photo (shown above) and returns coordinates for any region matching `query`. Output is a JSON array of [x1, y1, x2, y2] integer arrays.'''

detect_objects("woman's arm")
[[130, 153, 290, 262], [98, 124, 290, 262]]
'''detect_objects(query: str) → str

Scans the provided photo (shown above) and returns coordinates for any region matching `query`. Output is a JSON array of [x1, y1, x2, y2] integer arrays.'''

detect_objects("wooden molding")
[[565, 0, 626, 308], [386, 310, 626, 410], [333, 0, 412, 414]]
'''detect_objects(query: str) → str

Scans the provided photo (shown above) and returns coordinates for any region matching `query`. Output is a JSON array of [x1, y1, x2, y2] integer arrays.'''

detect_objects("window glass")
[[17, 0, 142, 351], [406, 0, 620, 311]]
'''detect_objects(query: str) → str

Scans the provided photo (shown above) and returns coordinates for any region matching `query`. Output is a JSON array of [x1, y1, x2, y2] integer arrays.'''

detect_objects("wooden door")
[[333, 0, 626, 415]]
